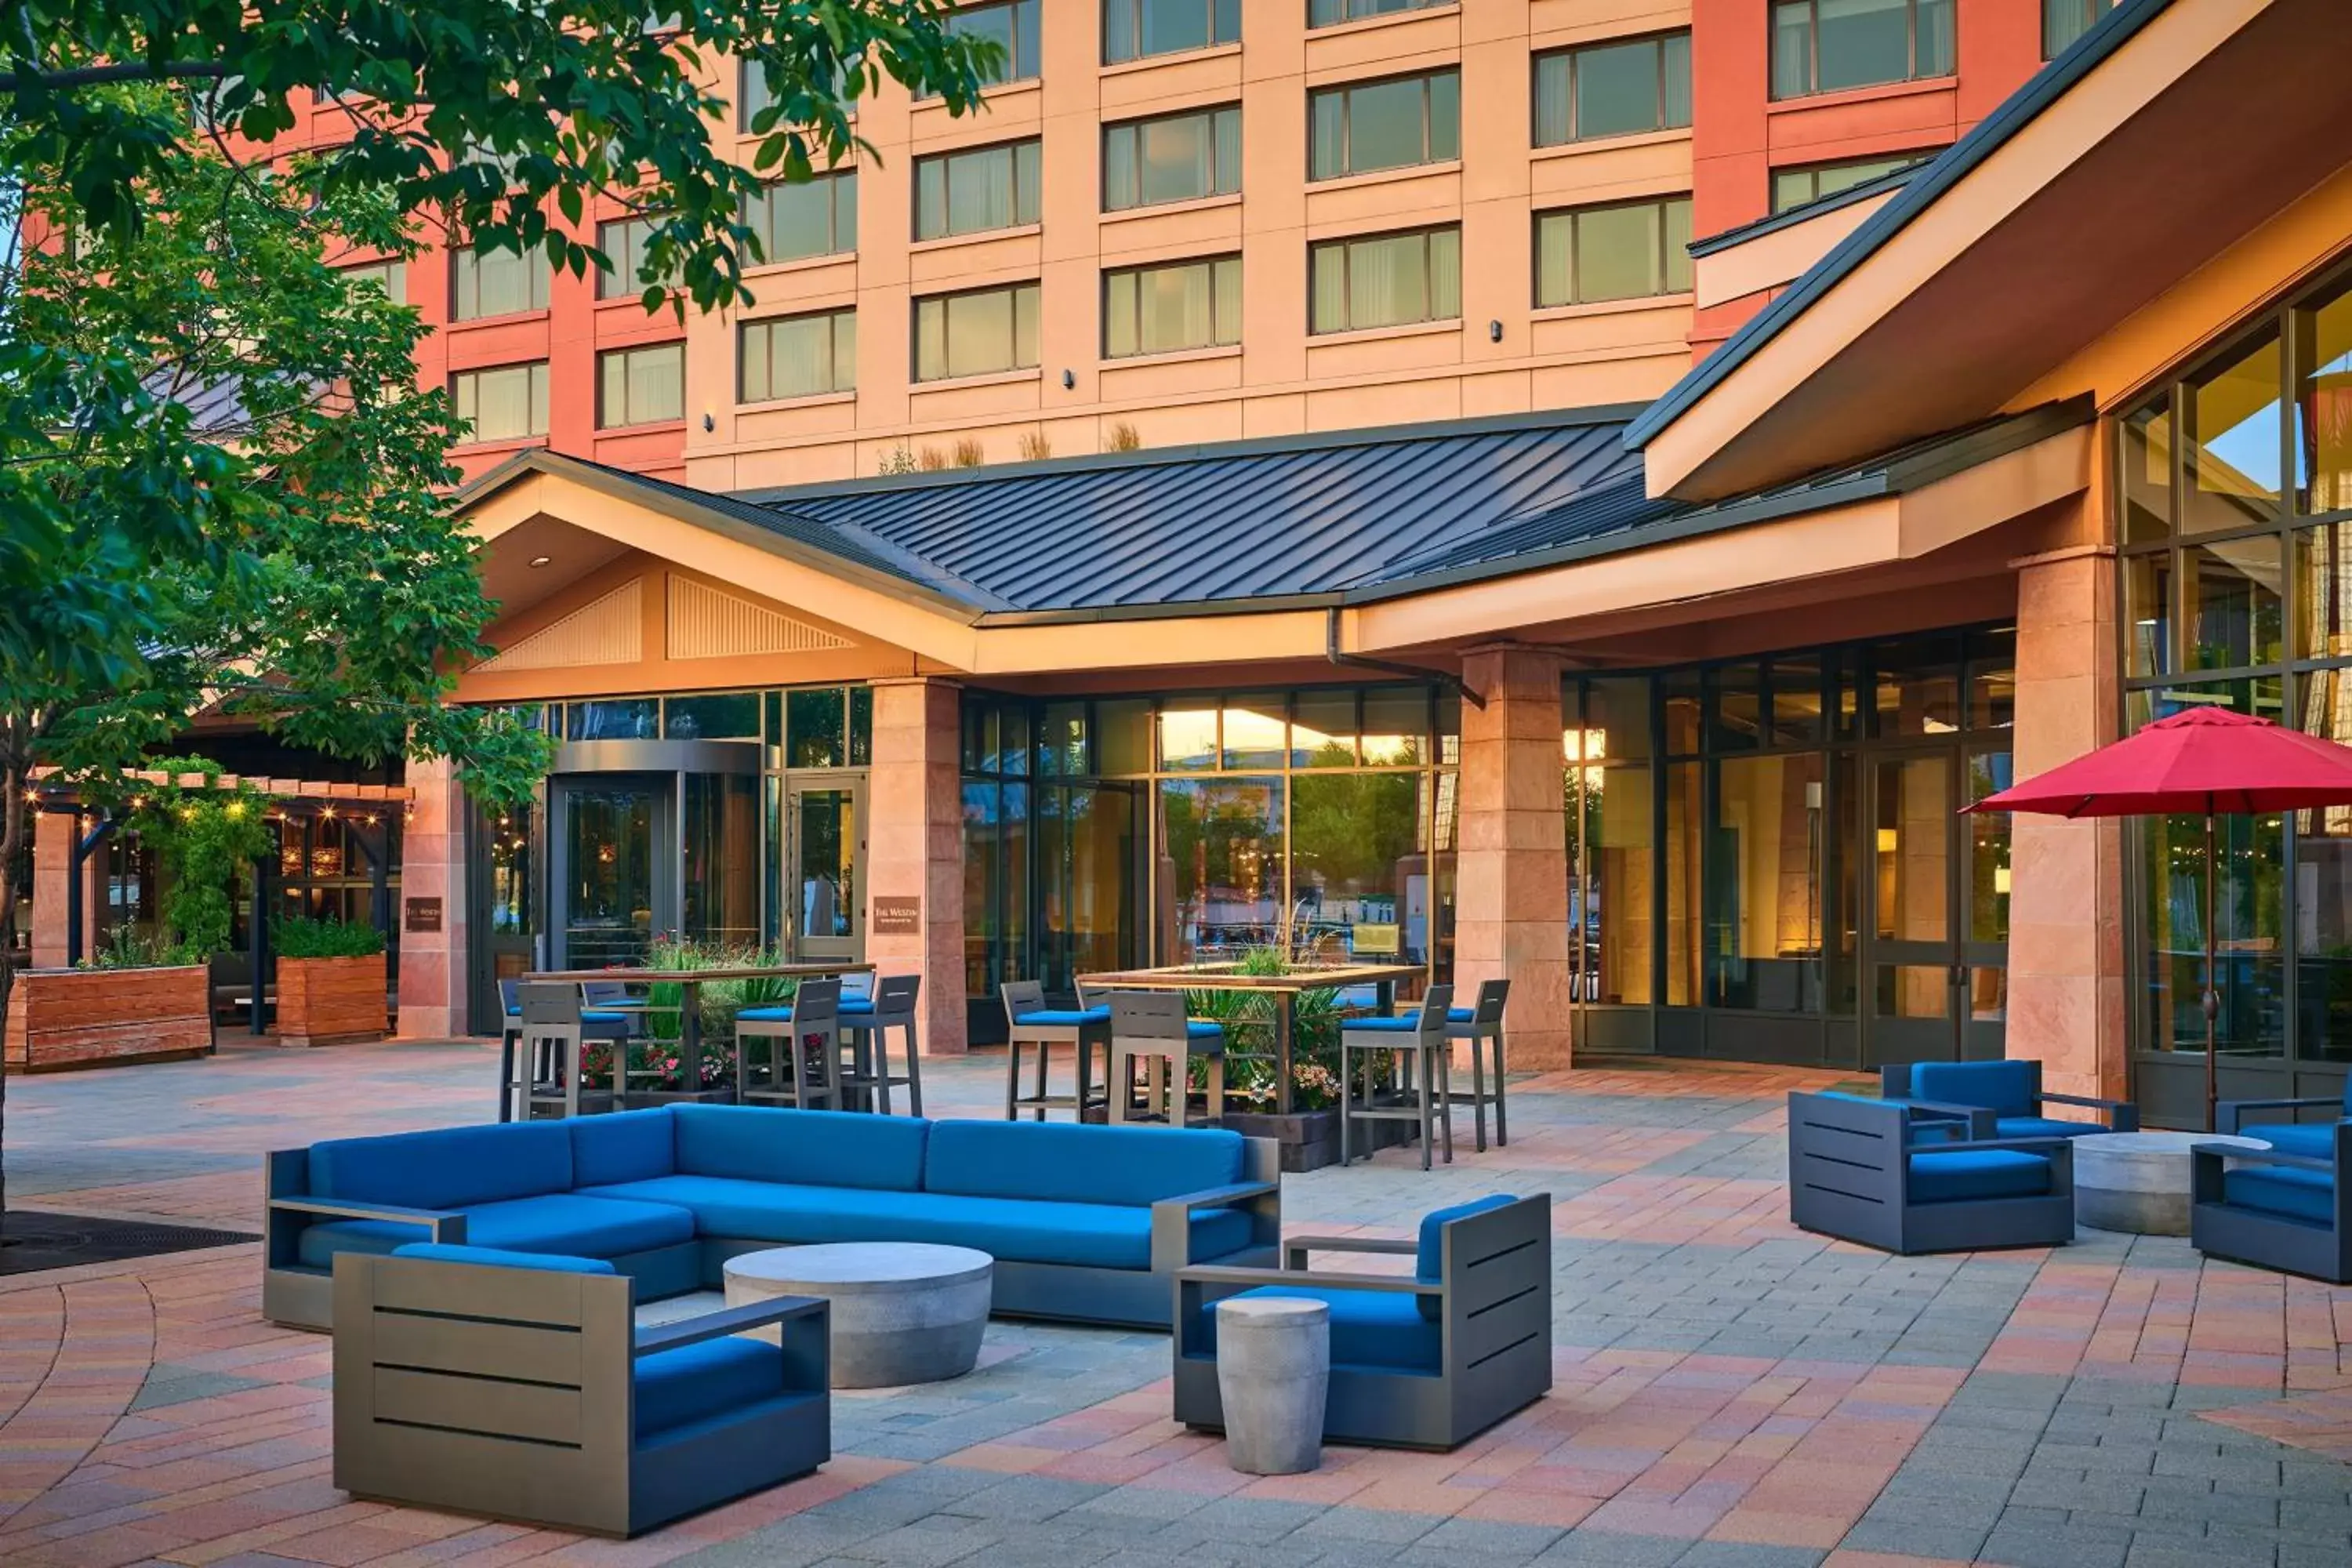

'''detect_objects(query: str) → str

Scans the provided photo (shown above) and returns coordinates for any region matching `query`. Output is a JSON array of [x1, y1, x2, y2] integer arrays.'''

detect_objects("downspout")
[[1325, 607, 1485, 709]]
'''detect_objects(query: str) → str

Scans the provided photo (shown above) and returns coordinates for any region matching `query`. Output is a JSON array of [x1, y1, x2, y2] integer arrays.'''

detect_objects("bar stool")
[[736, 978, 841, 1109], [1446, 978, 1512, 1152], [1339, 984, 1456, 1171], [1107, 992, 1225, 1127], [839, 975, 924, 1116], [501, 983, 586, 1120], [1000, 980, 1111, 1121], [498, 979, 629, 1121]]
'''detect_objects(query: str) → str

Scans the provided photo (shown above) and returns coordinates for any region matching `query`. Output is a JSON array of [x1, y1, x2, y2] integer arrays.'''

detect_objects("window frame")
[[336, 259, 408, 306], [738, 307, 860, 404], [1308, 0, 1448, 27], [1532, 196, 1694, 309], [1769, 0, 1955, 101], [742, 169, 859, 267], [1531, 31, 1693, 148], [448, 243, 550, 321], [1102, 253, 1243, 360], [451, 361, 551, 444], [913, 137, 1044, 241], [1308, 67, 1461, 182], [1102, 104, 1242, 212], [596, 342, 686, 430], [912, 280, 1044, 383], [920, 0, 1042, 96], [1307, 223, 1462, 336], [1767, 151, 1936, 214], [1102, 0, 1240, 65]]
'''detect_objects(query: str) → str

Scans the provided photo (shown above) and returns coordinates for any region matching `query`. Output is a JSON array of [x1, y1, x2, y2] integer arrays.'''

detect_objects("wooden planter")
[[4, 966, 213, 1073], [276, 953, 390, 1047]]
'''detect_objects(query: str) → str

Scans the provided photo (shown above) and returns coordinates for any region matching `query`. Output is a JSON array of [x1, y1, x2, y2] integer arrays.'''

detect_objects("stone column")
[[29, 807, 99, 968], [1454, 645, 1574, 1070], [2006, 544, 2127, 1102], [395, 756, 472, 1040], [866, 677, 966, 1057]]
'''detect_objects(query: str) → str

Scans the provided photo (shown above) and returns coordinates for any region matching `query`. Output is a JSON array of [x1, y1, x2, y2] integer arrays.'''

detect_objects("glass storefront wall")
[[960, 684, 1457, 1040], [1566, 626, 2014, 1067], [2120, 262, 2352, 1119]]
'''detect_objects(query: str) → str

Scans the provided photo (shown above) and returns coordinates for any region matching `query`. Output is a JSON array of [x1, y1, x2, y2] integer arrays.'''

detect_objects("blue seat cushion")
[[1416, 1194, 1518, 1320], [570, 1108, 677, 1186], [508, 1007, 629, 1024], [1199, 1287, 1439, 1374], [2239, 1123, 2340, 1160], [635, 1336, 785, 1443], [577, 1175, 1252, 1269], [308, 1121, 573, 1211], [735, 1006, 803, 1022], [1342, 1015, 1425, 1033], [1995, 1116, 2100, 1141], [390, 1243, 616, 1274], [1186, 1022, 1225, 1041], [1015, 1007, 1112, 1027], [297, 1192, 695, 1269], [924, 1119, 1242, 1208], [1910, 1060, 2034, 1118], [1447, 1007, 1475, 1023], [2224, 1165, 2337, 1225], [671, 1104, 929, 1190], [838, 997, 874, 1014], [1907, 1149, 2053, 1204]]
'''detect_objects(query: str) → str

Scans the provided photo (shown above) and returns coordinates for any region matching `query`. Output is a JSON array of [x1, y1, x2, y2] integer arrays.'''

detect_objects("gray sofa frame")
[[1876, 1061, 2137, 1135], [2217, 1091, 2351, 1137], [1788, 1091, 2076, 1254], [1172, 1192, 1551, 1450], [332, 1250, 829, 1537], [2190, 1123, 2352, 1283], [263, 1134, 1283, 1333]]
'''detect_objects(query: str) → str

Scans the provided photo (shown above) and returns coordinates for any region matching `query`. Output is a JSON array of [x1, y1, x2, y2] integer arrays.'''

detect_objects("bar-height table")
[[522, 963, 877, 1105], [1075, 964, 1425, 1115]]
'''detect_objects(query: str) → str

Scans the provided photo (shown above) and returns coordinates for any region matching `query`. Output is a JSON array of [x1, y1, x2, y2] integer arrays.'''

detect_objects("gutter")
[[1327, 608, 1485, 710]]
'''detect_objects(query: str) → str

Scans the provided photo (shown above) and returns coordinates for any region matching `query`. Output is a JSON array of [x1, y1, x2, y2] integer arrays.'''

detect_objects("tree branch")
[[0, 60, 230, 93]]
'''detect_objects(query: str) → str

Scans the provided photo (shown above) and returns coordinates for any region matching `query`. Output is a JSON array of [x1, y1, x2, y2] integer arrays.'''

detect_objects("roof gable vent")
[[666, 574, 852, 659], [474, 579, 643, 671]]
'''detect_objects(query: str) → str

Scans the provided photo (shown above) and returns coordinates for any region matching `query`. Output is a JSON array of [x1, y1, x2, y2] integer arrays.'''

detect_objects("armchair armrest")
[[1281, 1233, 1415, 1270], [2215, 1097, 2341, 1134], [632, 1295, 826, 1358], [1151, 1180, 1282, 1272], [1925, 1134, 2075, 1155], [268, 1194, 467, 1232], [2193, 1143, 2334, 1174], [1897, 1098, 1996, 1138], [1175, 1263, 1441, 1296], [2038, 1091, 2139, 1131]]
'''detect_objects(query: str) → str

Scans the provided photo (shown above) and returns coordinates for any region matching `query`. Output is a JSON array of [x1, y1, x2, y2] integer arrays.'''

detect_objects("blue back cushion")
[[1911, 1060, 2034, 1117], [1415, 1194, 1519, 1322], [310, 1122, 572, 1211], [673, 1104, 927, 1190], [924, 1120, 1242, 1207], [391, 1243, 617, 1274], [570, 1109, 677, 1187]]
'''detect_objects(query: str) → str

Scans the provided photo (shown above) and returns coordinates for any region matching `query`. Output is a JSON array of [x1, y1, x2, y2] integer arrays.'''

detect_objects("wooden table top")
[[521, 962, 877, 984], [1076, 964, 1424, 993]]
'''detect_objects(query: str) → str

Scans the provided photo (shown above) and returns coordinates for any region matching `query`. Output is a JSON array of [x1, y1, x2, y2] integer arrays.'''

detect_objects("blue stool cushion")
[[1186, 1021, 1225, 1042], [2238, 1123, 2340, 1161], [1447, 1007, 1475, 1023], [1343, 1015, 1425, 1033], [506, 1007, 629, 1024], [635, 1335, 785, 1442], [1911, 1060, 2035, 1118], [2224, 1165, 2336, 1225], [735, 1006, 801, 1023], [1014, 1007, 1112, 1027], [1415, 1194, 1519, 1320], [390, 1243, 615, 1274], [838, 997, 875, 1014], [1907, 1149, 2053, 1204], [1208, 1286, 1440, 1374]]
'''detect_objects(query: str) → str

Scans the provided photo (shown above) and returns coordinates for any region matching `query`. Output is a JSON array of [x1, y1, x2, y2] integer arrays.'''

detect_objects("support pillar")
[[867, 677, 966, 1057], [2007, 545, 2127, 1102], [1455, 646, 1575, 1069], [30, 808, 99, 969], [395, 757, 470, 1040]]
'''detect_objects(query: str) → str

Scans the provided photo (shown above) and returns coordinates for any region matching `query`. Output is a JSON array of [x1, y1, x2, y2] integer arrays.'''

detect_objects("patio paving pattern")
[[1, 1042, 2350, 1566]]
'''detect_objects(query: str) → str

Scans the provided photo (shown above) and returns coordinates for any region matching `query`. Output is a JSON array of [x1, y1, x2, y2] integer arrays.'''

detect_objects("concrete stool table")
[[723, 1243, 993, 1388], [2073, 1131, 2270, 1235], [1214, 1296, 1329, 1475]]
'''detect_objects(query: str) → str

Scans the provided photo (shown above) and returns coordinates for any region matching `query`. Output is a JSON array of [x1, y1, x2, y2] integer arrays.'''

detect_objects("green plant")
[[642, 935, 795, 1043], [274, 916, 386, 959], [122, 761, 275, 961], [76, 924, 198, 971], [1185, 945, 1356, 1112]]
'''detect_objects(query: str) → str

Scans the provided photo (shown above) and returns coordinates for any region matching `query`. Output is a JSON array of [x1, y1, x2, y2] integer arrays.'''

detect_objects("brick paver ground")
[[2, 1040, 2350, 1566]]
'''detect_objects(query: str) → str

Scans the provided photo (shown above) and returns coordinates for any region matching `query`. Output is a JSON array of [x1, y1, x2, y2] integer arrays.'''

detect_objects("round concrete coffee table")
[[722, 1243, 993, 1388], [2072, 1131, 2270, 1236]]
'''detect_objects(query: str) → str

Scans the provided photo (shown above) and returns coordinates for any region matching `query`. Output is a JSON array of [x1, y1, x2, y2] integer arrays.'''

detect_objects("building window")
[[1309, 70, 1459, 181], [915, 281, 1040, 382], [2043, 0, 2118, 57], [740, 309, 858, 402], [597, 343, 684, 428], [1534, 33, 1692, 146], [743, 169, 858, 265], [924, 0, 1040, 94], [915, 140, 1041, 241], [1309, 227, 1461, 335], [1105, 256, 1240, 358], [452, 362, 550, 442], [1770, 0, 1955, 100], [338, 260, 407, 305], [1103, 107, 1240, 212], [449, 245, 548, 320], [1534, 198, 1693, 307], [596, 216, 677, 301], [1769, 152, 1934, 213], [1309, 0, 1446, 25], [1105, 0, 1238, 64]]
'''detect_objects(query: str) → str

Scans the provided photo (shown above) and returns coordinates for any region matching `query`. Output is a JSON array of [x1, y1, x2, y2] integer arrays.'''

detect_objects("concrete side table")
[[1214, 1297, 1329, 1475], [723, 1242, 993, 1388], [2073, 1131, 2269, 1235]]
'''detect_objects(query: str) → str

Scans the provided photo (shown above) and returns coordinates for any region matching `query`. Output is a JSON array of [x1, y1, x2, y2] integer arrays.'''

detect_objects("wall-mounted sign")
[[1352, 923, 1401, 955], [871, 897, 921, 935], [404, 896, 443, 934]]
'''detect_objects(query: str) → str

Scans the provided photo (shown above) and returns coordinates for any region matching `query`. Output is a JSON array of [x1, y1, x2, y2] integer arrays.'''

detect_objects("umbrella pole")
[[2203, 810, 2220, 1134]]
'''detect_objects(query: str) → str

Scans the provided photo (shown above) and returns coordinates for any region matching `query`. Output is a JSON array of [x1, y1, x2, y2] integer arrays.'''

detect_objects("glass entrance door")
[[1862, 750, 2009, 1067], [782, 778, 862, 961], [553, 777, 669, 968]]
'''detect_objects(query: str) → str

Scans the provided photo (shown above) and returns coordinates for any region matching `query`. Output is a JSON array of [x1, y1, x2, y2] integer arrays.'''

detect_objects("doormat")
[[0, 1211, 259, 1276]]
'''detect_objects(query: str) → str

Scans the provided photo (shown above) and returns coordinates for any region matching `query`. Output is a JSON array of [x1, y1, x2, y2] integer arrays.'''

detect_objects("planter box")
[[1224, 1106, 1417, 1174], [4, 966, 213, 1073], [276, 953, 388, 1047]]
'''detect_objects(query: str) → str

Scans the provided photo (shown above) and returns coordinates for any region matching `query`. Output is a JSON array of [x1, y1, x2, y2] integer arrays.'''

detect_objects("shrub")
[[1105, 420, 1142, 452], [1016, 429, 1051, 461], [78, 925, 199, 971], [276, 916, 387, 958]]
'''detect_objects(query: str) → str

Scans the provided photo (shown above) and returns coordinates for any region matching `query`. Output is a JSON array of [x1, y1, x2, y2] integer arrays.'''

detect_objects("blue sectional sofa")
[[264, 1105, 1281, 1330]]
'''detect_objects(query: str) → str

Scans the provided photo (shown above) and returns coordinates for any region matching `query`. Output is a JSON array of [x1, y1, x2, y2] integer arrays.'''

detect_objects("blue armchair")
[[332, 1243, 829, 1536], [2216, 1083, 2351, 1161], [1789, 1091, 2077, 1254], [2190, 1123, 2352, 1283], [1878, 1059, 2136, 1141]]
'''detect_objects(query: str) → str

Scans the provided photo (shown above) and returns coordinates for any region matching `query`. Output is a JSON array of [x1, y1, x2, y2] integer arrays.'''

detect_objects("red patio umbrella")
[[1969, 706, 2352, 1131]]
